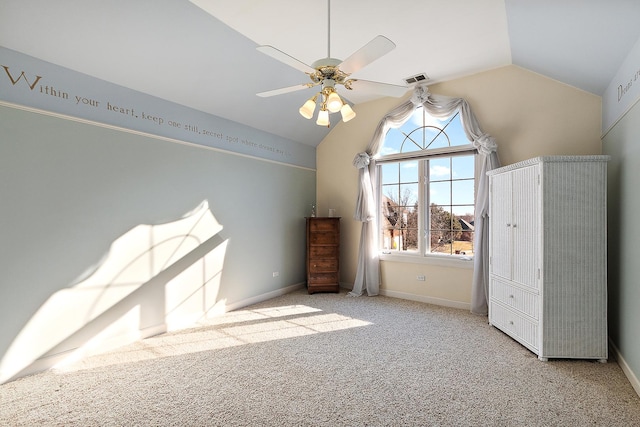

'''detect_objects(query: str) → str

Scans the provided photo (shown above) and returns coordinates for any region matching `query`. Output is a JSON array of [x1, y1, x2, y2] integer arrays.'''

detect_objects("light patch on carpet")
[[54, 304, 371, 373]]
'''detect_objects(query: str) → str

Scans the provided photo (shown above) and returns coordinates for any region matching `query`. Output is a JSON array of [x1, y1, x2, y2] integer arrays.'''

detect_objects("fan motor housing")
[[309, 57, 350, 86]]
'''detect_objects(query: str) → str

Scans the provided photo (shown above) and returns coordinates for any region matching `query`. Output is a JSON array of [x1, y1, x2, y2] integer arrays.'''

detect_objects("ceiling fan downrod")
[[327, 0, 331, 59]]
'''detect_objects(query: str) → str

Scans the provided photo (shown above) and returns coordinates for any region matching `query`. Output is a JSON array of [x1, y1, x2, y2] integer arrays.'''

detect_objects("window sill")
[[379, 252, 474, 269]]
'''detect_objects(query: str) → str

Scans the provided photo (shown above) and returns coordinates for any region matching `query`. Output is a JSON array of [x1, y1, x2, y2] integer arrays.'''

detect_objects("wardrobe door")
[[510, 166, 540, 290], [489, 171, 512, 280]]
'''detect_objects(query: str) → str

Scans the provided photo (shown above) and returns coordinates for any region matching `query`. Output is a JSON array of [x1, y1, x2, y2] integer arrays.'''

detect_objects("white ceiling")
[[1, 0, 640, 147]]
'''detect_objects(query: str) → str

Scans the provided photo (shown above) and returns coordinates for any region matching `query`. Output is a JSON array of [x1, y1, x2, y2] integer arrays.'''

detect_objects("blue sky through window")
[[381, 108, 470, 156], [382, 107, 475, 217]]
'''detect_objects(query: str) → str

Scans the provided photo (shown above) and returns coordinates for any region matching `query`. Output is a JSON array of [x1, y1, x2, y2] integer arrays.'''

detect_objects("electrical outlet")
[[417, 275, 426, 281], [273, 272, 279, 277]]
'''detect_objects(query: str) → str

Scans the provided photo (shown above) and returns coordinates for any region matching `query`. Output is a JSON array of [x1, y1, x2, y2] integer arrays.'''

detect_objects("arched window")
[[377, 106, 476, 257]]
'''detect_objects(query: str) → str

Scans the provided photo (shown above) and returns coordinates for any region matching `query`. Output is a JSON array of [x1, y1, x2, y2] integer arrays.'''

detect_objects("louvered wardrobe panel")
[[540, 160, 609, 358], [488, 156, 608, 362]]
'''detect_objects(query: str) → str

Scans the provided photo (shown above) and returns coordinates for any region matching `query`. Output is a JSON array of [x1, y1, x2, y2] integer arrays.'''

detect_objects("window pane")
[[430, 231, 453, 255], [430, 204, 452, 230], [403, 110, 422, 132], [452, 180, 474, 205], [452, 205, 475, 218], [457, 231, 474, 256], [381, 227, 395, 250], [381, 163, 399, 185], [402, 129, 424, 152], [382, 185, 399, 205], [381, 204, 419, 252], [445, 116, 468, 147], [452, 156, 474, 179], [405, 204, 420, 251], [429, 158, 451, 180], [430, 181, 451, 205], [400, 183, 418, 206], [425, 127, 450, 150], [400, 161, 419, 182], [382, 130, 403, 156], [382, 199, 401, 228]]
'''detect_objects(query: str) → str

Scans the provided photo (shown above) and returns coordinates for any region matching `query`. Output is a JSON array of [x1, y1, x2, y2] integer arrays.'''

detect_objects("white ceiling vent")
[[404, 73, 429, 85]]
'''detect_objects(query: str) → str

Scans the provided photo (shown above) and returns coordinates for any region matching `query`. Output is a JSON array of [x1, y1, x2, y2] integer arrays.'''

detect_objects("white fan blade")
[[339, 35, 396, 75], [257, 45, 316, 74], [257, 84, 312, 98], [347, 79, 408, 98]]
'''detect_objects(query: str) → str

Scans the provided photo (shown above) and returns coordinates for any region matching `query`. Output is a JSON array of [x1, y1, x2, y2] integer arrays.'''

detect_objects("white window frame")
[[376, 115, 479, 268]]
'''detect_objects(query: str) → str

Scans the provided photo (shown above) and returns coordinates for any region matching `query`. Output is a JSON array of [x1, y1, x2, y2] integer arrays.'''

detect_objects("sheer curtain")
[[350, 86, 500, 314]]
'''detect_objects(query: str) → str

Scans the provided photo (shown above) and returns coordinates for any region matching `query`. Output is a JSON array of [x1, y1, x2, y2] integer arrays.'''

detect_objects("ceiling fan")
[[255, 0, 408, 127]]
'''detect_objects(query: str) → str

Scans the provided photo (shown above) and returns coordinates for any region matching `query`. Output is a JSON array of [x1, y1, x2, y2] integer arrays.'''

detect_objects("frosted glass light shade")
[[316, 109, 330, 127], [299, 98, 316, 119], [340, 104, 356, 122], [326, 91, 343, 113]]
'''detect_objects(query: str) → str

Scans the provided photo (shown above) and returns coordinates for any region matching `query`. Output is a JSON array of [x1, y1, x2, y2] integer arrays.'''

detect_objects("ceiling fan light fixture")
[[326, 90, 343, 113], [316, 108, 330, 127], [299, 95, 318, 119], [252, 0, 404, 129], [340, 103, 356, 122]]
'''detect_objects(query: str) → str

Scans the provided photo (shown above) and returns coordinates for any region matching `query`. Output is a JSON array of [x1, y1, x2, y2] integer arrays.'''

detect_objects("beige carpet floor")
[[1, 288, 640, 426]]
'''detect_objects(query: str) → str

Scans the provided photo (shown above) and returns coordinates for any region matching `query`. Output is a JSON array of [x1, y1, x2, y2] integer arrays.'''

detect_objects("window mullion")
[[423, 159, 429, 256], [449, 157, 454, 254]]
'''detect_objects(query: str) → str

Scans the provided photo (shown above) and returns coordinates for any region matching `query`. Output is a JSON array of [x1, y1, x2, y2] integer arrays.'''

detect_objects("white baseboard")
[[378, 288, 471, 311], [223, 282, 306, 312], [610, 339, 640, 398], [2, 283, 306, 384]]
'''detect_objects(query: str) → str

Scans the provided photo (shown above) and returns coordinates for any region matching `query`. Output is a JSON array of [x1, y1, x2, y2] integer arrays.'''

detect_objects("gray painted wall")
[[603, 100, 640, 390], [0, 105, 316, 382]]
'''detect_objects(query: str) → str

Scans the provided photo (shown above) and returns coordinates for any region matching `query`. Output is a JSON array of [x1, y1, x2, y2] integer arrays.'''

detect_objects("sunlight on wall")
[[55, 304, 373, 373], [53, 305, 142, 371], [165, 237, 227, 330], [0, 201, 227, 383]]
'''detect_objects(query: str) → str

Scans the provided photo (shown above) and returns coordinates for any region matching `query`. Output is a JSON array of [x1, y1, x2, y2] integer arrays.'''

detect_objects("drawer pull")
[[509, 320, 514, 325], [509, 294, 514, 299]]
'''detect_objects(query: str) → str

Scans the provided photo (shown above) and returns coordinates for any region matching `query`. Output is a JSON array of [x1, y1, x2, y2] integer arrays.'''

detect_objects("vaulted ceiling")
[[2, 0, 640, 147]]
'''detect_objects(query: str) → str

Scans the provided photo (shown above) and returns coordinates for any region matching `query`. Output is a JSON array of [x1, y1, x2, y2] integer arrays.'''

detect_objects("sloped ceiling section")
[[1, 0, 640, 147], [506, 0, 640, 95]]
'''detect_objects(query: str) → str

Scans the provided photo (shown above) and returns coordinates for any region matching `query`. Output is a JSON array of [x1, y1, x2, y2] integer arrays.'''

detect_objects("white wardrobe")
[[487, 156, 609, 362]]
